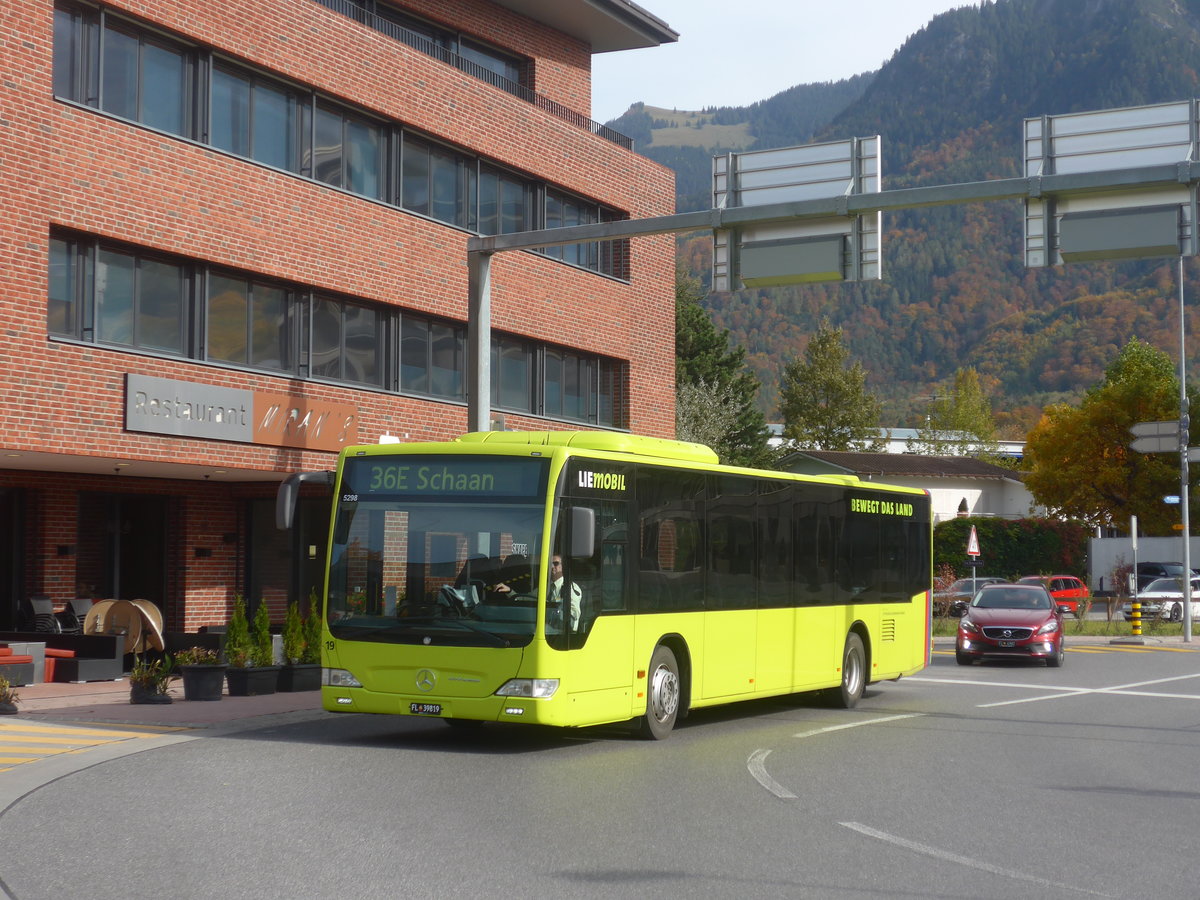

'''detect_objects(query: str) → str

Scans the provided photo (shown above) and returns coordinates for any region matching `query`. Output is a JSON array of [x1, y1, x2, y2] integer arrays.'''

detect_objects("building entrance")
[[0, 489, 25, 630], [77, 493, 169, 613]]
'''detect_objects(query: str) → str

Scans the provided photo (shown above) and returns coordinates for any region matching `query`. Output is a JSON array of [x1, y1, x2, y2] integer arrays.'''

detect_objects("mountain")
[[610, 0, 1200, 436]]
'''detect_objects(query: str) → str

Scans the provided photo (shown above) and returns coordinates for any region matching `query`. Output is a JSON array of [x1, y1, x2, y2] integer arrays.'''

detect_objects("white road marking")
[[747, 749, 796, 799], [792, 713, 922, 739], [911, 672, 1200, 708], [748, 715, 924, 800], [839, 821, 1113, 897]]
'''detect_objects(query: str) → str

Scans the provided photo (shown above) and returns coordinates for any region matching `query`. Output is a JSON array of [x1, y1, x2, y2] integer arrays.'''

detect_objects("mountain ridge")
[[609, 0, 1200, 435]]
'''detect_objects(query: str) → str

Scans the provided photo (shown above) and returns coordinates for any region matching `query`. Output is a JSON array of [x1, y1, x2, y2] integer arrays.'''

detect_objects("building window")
[[544, 190, 599, 270], [491, 336, 625, 427], [53, 3, 194, 138], [48, 236, 84, 337], [53, 3, 97, 103], [491, 336, 534, 414], [479, 165, 530, 235], [52, 2, 629, 280], [101, 22, 191, 136], [210, 65, 304, 173], [343, 0, 527, 94], [306, 295, 382, 387], [95, 247, 189, 354], [310, 102, 385, 201], [400, 316, 464, 399], [206, 273, 294, 372], [401, 136, 477, 229], [50, 233, 627, 426]]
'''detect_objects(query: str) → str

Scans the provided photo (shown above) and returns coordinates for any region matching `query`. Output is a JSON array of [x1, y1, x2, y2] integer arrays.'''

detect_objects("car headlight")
[[495, 678, 559, 699], [1036, 620, 1060, 636], [323, 668, 362, 688], [959, 618, 979, 635]]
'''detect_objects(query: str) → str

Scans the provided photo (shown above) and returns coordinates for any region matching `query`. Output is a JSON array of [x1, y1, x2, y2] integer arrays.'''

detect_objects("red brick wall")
[[3, 0, 676, 483]]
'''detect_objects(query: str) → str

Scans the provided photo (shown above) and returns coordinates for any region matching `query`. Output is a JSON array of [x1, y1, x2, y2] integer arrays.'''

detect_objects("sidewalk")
[[4, 678, 323, 728]]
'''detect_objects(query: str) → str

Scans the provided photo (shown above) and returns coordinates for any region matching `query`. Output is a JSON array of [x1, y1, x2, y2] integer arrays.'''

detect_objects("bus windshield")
[[327, 454, 550, 647]]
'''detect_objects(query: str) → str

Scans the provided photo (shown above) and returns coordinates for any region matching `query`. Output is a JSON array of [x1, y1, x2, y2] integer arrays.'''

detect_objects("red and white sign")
[[966, 525, 980, 557]]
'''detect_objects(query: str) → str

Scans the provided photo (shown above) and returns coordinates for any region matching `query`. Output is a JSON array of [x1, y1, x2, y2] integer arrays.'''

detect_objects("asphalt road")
[[2, 640, 1198, 899]]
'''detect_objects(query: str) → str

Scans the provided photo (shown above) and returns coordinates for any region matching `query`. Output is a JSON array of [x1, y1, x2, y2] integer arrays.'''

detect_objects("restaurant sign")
[[125, 374, 358, 452]]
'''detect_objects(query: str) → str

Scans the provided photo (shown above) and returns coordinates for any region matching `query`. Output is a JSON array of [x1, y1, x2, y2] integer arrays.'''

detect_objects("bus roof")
[[455, 430, 720, 464]]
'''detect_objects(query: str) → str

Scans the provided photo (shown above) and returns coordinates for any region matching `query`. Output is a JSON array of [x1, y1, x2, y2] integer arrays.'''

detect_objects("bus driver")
[[548, 554, 582, 631]]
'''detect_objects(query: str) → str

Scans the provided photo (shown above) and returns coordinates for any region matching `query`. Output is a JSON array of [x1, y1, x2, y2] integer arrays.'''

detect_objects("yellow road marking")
[[0, 721, 190, 772]]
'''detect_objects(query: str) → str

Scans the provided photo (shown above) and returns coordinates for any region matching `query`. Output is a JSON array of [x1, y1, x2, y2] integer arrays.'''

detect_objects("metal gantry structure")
[[466, 100, 1200, 640]]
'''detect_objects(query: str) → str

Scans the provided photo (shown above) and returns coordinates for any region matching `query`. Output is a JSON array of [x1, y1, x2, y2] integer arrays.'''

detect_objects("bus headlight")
[[495, 678, 559, 699], [323, 668, 362, 688]]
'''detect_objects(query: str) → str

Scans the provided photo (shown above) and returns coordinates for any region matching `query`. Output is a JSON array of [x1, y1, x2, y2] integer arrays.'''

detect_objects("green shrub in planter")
[[251, 600, 273, 668], [302, 589, 322, 665], [225, 595, 252, 668], [282, 601, 305, 665]]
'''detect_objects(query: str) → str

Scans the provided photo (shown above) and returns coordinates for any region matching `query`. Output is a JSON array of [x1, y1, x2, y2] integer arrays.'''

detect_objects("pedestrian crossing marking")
[[0, 720, 190, 773]]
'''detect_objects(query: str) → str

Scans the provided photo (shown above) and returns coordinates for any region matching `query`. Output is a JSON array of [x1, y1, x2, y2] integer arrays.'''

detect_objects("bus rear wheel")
[[638, 645, 680, 740], [835, 633, 866, 709]]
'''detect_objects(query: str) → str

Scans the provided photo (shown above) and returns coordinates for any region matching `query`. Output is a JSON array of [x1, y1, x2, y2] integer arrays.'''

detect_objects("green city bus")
[[277, 430, 932, 739]]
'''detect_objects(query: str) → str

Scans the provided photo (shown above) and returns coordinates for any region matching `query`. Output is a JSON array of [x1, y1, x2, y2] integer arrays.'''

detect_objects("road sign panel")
[[1131, 434, 1179, 453], [966, 525, 980, 556], [1130, 420, 1180, 438]]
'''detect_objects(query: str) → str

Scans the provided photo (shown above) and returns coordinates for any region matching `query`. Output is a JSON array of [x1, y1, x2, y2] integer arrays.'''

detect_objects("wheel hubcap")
[[845, 651, 863, 695], [649, 664, 679, 722]]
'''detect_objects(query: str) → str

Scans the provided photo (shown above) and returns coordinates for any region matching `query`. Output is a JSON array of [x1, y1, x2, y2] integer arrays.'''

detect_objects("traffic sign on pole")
[[966, 525, 980, 557], [1130, 420, 1180, 438], [1132, 434, 1180, 453]]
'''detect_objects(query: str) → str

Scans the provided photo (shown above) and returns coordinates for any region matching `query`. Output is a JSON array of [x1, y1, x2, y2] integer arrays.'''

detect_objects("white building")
[[779, 450, 1040, 524]]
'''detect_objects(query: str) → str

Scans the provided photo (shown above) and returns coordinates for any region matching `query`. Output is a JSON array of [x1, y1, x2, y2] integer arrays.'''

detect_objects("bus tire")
[[637, 645, 680, 740], [836, 632, 866, 709]]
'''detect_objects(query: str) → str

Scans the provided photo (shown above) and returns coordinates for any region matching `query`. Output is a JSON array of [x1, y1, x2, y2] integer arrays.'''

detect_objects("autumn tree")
[[1024, 339, 1194, 533], [675, 269, 775, 467], [908, 367, 1000, 457], [777, 321, 885, 451]]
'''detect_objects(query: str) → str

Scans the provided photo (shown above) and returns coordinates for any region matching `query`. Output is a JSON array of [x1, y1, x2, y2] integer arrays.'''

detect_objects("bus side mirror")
[[569, 506, 595, 559], [276, 470, 334, 529]]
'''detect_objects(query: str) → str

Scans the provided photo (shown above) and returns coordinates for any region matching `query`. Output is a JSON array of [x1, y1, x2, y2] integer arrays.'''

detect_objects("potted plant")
[[277, 599, 320, 692], [0, 675, 19, 715], [225, 596, 278, 696], [129, 652, 175, 704], [303, 587, 323, 665], [176, 646, 226, 701]]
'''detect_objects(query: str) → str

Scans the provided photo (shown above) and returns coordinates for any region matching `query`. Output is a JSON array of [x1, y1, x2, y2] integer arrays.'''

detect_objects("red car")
[[1016, 575, 1089, 614], [956, 583, 1066, 667]]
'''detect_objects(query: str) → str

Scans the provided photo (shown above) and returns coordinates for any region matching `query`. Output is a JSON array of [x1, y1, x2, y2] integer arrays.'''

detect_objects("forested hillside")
[[609, 0, 1200, 434]]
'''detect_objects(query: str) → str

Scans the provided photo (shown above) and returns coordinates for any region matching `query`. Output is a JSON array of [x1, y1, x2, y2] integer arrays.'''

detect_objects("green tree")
[[908, 367, 999, 456], [1024, 339, 1191, 532], [778, 321, 884, 451], [675, 269, 775, 467]]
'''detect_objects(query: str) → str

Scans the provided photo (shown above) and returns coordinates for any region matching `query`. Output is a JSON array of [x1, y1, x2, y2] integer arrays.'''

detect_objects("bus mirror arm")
[[569, 506, 595, 559], [276, 470, 335, 530]]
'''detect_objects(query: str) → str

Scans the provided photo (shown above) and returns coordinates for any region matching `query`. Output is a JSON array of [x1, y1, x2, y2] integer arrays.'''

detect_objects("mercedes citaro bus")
[[276, 431, 932, 738]]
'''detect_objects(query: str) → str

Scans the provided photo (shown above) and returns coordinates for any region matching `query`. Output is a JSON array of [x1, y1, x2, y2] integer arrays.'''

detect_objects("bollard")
[[1131, 600, 1141, 636]]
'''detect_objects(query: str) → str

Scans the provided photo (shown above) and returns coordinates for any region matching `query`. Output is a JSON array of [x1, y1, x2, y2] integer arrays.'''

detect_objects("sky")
[[591, 1, 977, 123]]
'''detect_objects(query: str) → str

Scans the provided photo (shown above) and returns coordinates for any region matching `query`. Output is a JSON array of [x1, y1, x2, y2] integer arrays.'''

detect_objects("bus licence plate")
[[410, 703, 442, 715]]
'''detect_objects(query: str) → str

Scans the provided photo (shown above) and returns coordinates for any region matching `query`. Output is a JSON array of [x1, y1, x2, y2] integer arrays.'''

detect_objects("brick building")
[[1, 0, 678, 631]]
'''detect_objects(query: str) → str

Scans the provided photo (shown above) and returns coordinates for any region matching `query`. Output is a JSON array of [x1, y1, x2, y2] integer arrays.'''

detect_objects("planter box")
[[180, 664, 228, 701], [226, 665, 279, 696], [276, 664, 320, 692]]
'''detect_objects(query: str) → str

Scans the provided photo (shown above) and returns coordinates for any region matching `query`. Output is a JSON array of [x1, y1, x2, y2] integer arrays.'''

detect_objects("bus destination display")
[[343, 455, 547, 499]]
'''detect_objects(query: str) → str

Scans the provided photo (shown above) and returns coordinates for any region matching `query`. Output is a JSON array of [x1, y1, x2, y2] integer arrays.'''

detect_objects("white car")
[[1122, 577, 1200, 622]]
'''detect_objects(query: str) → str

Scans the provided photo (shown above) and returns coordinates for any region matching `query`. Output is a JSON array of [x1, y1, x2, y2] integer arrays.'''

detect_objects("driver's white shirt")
[[551, 577, 582, 630]]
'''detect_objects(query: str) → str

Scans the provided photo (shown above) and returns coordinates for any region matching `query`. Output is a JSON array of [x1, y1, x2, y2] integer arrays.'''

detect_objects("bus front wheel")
[[836, 633, 866, 709], [638, 645, 680, 740]]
